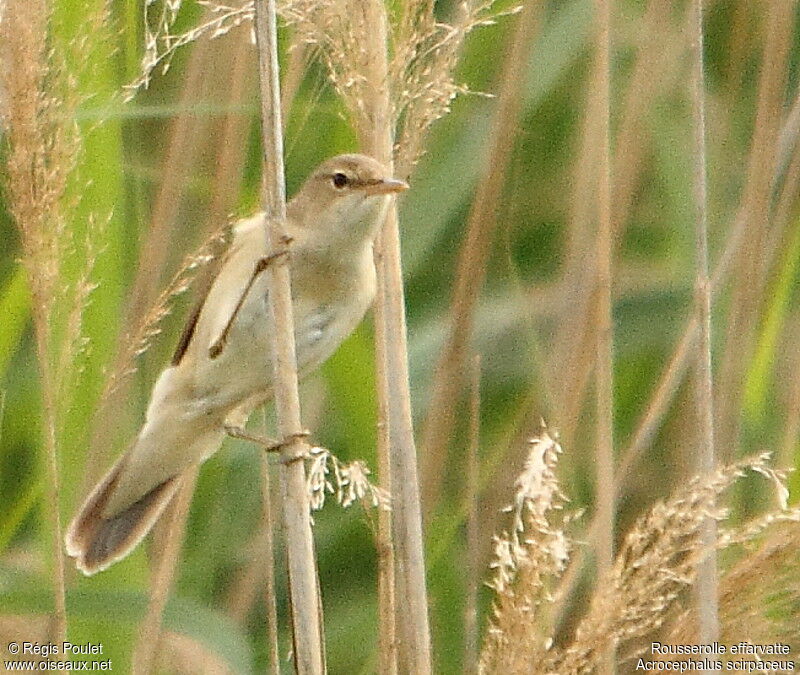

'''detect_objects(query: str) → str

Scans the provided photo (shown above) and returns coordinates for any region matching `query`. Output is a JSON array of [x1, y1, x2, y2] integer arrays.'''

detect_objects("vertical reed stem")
[[374, 280, 397, 675], [133, 469, 197, 674], [40, 338, 68, 649], [689, 0, 719, 651], [360, 1, 431, 671], [253, 0, 324, 671], [594, 0, 615, 670], [463, 355, 481, 673], [261, 453, 281, 675], [594, 0, 614, 578]]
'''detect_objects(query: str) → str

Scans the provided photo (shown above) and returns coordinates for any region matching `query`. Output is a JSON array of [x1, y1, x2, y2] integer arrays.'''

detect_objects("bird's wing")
[[171, 268, 218, 366], [170, 213, 266, 366]]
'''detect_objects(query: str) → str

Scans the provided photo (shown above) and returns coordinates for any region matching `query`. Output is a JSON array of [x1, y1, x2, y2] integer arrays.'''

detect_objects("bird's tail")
[[65, 454, 183, 576]]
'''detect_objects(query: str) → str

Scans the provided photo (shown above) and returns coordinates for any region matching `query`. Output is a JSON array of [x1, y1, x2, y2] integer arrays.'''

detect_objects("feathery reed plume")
[[479, 428, 800, 674], [306, 446, 390, 512], [280, 0, 518, 174], [130, 0, 516, 172], [479, 428, 572, 673], [1, 0, 107, 645], [125, 0, 253, 99], [668, 523, 800, 650]]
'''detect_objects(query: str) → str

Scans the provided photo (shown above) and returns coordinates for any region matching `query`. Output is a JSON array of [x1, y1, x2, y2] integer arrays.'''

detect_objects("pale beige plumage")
[[66, 154, 407, 575]]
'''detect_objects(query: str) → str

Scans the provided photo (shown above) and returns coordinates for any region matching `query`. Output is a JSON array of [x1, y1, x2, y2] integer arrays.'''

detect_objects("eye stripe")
[[327, 173, 384, 190]]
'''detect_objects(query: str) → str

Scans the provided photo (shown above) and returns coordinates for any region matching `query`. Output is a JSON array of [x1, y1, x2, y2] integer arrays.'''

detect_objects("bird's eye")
[[332, 172, 349, 189]]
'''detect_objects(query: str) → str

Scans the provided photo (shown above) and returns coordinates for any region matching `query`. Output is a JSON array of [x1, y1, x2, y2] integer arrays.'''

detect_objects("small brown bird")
[[66, 154, 408, 575]]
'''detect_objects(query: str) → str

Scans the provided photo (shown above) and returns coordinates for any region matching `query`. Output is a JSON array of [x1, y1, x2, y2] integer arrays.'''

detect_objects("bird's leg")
[[208, 241, 292, 359], [224, 424, 280, 450], [224, 424, 311, 463]]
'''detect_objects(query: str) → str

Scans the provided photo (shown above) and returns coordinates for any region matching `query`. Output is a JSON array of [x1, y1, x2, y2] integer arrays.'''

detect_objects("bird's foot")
[[277, 430, 312, 465]]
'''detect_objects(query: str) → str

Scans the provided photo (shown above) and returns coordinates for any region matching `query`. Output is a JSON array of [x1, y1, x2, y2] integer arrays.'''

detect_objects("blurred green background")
[[2, 0, 800, 672]]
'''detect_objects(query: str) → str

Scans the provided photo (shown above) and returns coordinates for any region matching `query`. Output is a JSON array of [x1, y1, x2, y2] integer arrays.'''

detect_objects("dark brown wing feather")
[[171, 290, 207, 365], [170, 255, 225, 366]]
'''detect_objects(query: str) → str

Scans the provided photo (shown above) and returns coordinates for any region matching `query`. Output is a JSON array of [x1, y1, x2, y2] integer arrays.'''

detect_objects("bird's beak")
[[363, 177, 410, 196]]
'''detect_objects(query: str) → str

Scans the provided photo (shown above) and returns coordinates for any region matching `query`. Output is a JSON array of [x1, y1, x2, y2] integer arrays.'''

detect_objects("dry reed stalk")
[[420, 0, 543, 515], [463, 355, 482, 674], [356, 3, 399, 669], [374, 276, 397, 675], [204, 27, 257, 230], [279, 38, 308, 125], [780, 332, 800, 468], [224, 523, 269, 623], [548, 51, 800, 639], [688, 0, 719, 650], [715, 2, 795, 462], [549, 76, 604, 453], [759, 119, 800, 470], [221, 37, 307, 635], [132, 468, 198, 674], [550, 153, 786, 631], [129, 38, 216, 318], [221, 428, 281, 668], [261, 453, 281, 675], [713, 1, 760, 184], [548, 54, 800, 624], [611, 0, 682, 236], [253, 0, 323, 670], [723, 1, 754, 101], [360, 0, 430, 665], [593, 0, 614, 672], [551, 0, 687, 459], [614, 77, 800, 485]]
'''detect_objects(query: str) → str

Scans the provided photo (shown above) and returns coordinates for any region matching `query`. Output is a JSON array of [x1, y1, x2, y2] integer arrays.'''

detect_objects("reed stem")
[[253, 0, 324, 670]]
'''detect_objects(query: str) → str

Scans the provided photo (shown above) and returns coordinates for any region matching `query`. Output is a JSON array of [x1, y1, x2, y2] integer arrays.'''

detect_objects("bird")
[[65, 153, 408, 575]]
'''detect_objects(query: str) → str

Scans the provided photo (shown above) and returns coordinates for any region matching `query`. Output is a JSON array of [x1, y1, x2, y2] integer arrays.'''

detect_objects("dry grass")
[[479, 431, 800, 674], [668, 523, 800, 651], [0, 0, 107, 646]]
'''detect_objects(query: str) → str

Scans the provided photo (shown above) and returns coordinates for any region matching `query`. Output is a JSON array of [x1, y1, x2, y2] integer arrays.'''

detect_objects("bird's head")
[[289, 154, 408, 253]]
